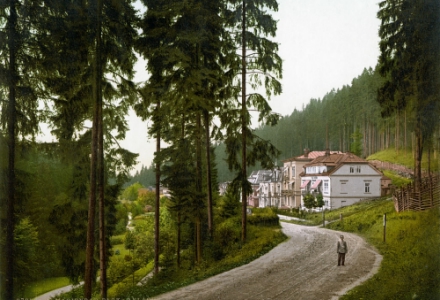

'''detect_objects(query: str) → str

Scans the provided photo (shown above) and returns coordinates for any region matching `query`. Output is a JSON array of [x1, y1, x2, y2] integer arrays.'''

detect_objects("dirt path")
[[151, 222, 382, 300]]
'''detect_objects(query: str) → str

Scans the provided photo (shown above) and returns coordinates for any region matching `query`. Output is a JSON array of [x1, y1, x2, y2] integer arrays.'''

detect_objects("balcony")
[[281, 190, 294, 196]]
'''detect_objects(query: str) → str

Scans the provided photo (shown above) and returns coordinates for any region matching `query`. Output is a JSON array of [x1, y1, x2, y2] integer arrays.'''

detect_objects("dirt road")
[[152, 222, 382, 300]]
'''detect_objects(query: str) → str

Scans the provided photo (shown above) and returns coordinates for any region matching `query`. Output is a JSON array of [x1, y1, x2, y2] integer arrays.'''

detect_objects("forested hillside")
[[132, 65, 438, 184]]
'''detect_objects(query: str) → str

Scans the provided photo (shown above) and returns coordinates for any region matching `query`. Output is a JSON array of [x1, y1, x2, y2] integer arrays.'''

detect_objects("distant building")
[[282, 149, 342, 207], [299, 151, 383, 209], [247, 169, 283, 208], [218, 181, 231, 196]]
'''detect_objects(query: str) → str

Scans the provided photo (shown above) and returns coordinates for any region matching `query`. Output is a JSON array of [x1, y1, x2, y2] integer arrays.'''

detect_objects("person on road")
[[337, 235, 348, 266]]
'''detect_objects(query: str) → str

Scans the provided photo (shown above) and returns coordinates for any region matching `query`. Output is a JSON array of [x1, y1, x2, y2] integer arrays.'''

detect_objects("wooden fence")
[[393, 175, 440, 212]]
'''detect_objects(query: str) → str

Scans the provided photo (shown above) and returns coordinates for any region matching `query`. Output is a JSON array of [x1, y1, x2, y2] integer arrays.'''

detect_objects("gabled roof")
[[304, 152, 367, 167], [283, 150, 342, 163], [248, 169, 282, 184], [300, 152, 382, 176]]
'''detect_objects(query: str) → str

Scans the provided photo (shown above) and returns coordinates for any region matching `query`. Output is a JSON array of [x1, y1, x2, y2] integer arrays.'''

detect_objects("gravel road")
[[151, 222, 382, 300]]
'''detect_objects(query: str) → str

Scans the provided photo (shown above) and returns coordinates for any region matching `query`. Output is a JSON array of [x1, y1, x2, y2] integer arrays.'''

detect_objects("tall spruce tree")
[[224, 0, 282, 242], [0, 1, 43, 297], [31, 0, 138, 295], [377, 0, 440, 188], [137, 0, 236, 265]]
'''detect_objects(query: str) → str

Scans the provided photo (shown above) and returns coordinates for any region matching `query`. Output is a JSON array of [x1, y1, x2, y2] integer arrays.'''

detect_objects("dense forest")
[[1, 0, 438, 299], [134, 65, 440, 184]]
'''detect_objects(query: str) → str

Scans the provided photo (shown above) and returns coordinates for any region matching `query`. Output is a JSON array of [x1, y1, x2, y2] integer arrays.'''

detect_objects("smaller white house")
[[246, 169, 283, 208], [299, 151, 383, 209]]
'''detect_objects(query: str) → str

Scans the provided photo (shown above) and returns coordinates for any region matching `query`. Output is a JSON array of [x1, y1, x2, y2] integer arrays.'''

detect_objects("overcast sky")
[[122, 0, 382, 173]]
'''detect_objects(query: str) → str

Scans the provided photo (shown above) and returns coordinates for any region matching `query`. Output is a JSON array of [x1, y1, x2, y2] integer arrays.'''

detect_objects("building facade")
[[300, 151, 383, 209], [282, 149, 340, 207]]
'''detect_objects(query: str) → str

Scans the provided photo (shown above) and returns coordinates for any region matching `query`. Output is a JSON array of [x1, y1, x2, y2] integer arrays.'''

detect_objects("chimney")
[[304, 148, 310, 158]]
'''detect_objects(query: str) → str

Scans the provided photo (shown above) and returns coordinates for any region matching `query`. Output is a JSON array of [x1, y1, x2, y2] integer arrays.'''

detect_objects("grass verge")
[[367, 148, 439, 172], [325, 199, 440, 299], [119, 224, 287, 298], [21, 277, 70, 298]]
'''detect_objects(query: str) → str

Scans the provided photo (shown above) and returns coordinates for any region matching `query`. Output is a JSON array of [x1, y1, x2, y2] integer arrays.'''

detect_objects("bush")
[[247, 213, 279, 226], [111, 235, 124, 245], [215, 217, 241, 248], [114, 219, 127, 235], [247, 207, 279, 226]]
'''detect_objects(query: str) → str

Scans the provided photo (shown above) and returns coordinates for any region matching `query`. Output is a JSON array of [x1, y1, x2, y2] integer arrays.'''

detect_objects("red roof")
[[283, 150, 342, 162]]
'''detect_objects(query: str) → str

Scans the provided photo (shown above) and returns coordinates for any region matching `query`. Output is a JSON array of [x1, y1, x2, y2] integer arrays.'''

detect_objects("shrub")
[[110, 235, 124, 245], [215, 217, 241, 248], [247, 213, 279, 226]]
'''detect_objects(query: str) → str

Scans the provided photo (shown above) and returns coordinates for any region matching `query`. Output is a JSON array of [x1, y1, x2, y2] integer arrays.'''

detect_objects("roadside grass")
[[382, 169, 412, 187], [325, 199, 440, 299], [367, 148, 439, 172], [21, 277, 70, 298], [107, 260, 155, 297], [278, 198, 387, 226], [112, 243, 130, 257], [119, 224, 287, 298], [24, 234, 129, 299]]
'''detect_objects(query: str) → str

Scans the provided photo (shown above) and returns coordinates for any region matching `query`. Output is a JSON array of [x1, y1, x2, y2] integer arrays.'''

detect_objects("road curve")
[[151, 222, 382, 300]]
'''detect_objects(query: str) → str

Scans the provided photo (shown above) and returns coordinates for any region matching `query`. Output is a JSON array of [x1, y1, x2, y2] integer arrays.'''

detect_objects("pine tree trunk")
[[96, 0, 107, 295], [363, 117, 367, 157], [177, 212, 181, 268], [154, 101, 161, 274], [415, 121, 423, 191], [195, 113, 203, 263], [203, 110, 213, 238], [6, 1, 17, 298], [395, 111, 399, 154], [84, 55, 99, 300], [241, 0, 247, 243], [404, 111, 407, 157]]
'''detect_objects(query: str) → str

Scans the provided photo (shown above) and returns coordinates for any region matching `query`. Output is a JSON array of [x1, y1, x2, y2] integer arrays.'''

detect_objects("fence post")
[[430, 175, 433, 207], [383, 213, 387, 243]]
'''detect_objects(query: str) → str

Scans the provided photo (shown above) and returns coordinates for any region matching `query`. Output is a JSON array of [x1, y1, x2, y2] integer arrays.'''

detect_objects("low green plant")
[[119, 223, 287, 299], [367, 148, 439, 172], [107, 260, 155, 298], [22, 277, 70, 298], [325, 199, 440, 299], [110, 234, 124, 245], [383, 170, 412, 188]]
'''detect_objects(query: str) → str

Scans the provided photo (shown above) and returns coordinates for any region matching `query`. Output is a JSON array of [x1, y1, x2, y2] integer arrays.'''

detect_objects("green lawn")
[[112, 243, 130, 258], [367, 148, 439, 172], [20, 277, 70, 298], [326, 199, 440, 299]]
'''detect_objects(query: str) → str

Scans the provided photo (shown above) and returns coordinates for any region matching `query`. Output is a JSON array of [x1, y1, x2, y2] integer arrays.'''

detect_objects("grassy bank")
[[119, 223, 287, 298], [280, 198, 440, 298], [367, 148, 439, 172], [324, 199, 440, 299], [20, 277, 70, 299]]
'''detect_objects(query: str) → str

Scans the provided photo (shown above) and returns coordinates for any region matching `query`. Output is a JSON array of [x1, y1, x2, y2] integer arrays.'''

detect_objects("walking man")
[[337, 235, 348, 266]]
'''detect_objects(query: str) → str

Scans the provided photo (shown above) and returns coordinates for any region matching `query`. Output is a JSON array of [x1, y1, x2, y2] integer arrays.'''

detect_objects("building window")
[[365, 182, 370, 193], [292, 166, 295, 178], [357, 166, 361, 173], [349, 166, 354, 173], [340, 181, 347, 194], [323, 180, 329, 194]]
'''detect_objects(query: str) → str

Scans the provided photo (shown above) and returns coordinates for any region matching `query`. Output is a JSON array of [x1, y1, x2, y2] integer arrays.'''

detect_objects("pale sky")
[[37, 1, 381, 174], [123, 0, 382, 173]]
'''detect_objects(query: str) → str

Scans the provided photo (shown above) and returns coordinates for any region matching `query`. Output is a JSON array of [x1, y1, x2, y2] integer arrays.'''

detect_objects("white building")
[[247, 169, 283, 208], [300, 151, 383, 209], [282, 149, 338, 207]]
